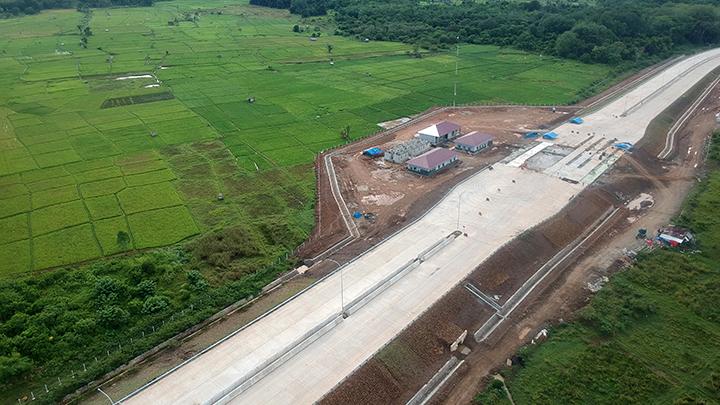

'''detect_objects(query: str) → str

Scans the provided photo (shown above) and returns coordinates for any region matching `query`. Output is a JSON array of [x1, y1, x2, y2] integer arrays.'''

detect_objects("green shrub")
[[97, 306, 129, 328], [191, 226, 264, 270], [187, 270, 208, 291], [92, 277, 127, 306], [135, 280, 156, 299], [0, 353, 32, 383], [141, 295, 170, 314]]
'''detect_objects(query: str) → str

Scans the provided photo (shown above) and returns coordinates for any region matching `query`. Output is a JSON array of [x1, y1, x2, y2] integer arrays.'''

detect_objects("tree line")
[[0, 0, 151, 17], [259, 0, 720, 66], [250, 0, 331, 18]]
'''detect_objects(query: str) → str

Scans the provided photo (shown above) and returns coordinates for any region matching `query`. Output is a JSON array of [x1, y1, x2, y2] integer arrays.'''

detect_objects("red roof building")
[[406, 148, 458, 175], [455, 131, 494, 154]]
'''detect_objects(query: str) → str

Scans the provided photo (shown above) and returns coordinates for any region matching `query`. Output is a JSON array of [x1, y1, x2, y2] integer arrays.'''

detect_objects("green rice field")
[[0, 0, 611, 274]]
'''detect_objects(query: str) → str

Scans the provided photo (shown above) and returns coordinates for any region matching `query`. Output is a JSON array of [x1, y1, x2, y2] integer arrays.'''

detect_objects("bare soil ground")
[[334, 107, 579, 241], [298, 106, 580, 259]]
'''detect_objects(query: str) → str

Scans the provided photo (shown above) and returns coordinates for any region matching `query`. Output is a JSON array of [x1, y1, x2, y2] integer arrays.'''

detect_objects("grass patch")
[[128, 206, 199, 249], [124, 168, 176, 187], [32, 224, 101, 269], [117, 182, 183, 214], [101, 92, 175, 109], [79, 177, 126, 198], [94, 216, 132, 255], [85, 195, 123, 220], [30, 200, 89, 235], [0, 214, 29, 244], [0, 238, 31, 274], [31, 184, 80, 209], [0, 194, 31, 218]]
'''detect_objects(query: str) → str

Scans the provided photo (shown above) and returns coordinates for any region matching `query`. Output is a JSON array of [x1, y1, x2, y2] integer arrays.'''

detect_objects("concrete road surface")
[[120, 48, 720, 405]]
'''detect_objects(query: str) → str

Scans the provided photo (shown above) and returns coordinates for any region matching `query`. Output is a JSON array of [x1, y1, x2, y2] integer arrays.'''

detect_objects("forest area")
[[0, 0, 151, 16], [250, 0, 720, 66]]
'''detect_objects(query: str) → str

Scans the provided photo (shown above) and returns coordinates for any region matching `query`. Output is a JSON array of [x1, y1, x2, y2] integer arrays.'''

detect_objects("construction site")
[[87, 49, 720, 405]]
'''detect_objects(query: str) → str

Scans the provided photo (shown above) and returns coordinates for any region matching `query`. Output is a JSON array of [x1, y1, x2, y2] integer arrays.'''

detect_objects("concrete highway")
[[120, 48, 720, 405]]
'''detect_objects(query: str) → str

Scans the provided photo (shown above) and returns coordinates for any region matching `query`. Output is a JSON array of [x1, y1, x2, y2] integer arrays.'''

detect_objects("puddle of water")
[[116, 74, 153, 80]]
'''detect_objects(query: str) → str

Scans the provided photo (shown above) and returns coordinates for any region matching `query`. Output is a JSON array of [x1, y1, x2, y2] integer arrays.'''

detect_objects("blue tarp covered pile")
[[543, 131, 559, 140], [569, 117, 584, 124], [363, 147, 384, 157], [524, 131, 540, 139]]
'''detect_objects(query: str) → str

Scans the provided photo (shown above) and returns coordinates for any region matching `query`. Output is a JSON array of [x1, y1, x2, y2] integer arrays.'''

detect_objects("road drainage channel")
[[473, 206, 620, 343]]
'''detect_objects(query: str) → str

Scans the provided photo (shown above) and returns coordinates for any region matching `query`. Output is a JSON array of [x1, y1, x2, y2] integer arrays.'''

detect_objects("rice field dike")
[[0, 0, 611, 402], [475, 133, 720, 405]]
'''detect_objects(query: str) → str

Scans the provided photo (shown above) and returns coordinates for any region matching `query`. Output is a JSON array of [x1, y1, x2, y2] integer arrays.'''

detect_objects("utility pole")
[[326, 259, 347, 318], [456, 190, 470, 231], [456, 193, 461, 229], [453, 36, 459, 107]]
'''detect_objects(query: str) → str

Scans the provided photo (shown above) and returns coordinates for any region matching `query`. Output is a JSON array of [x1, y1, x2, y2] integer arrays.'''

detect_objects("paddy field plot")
[[0, 0, 610, 274]]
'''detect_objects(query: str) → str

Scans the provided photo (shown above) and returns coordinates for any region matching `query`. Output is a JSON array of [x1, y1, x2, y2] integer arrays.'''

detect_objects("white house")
[[417, 121, 461, 146]]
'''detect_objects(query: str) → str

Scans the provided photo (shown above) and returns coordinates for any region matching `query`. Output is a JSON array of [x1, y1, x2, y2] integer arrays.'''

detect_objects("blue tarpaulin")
[[569, 117, 584, 124], [353, 211, 363, 219], [524, 132, 540, 139], [363, 147, 383, 157], [543, 131, 559, 140], [614, 142, 633, 151]]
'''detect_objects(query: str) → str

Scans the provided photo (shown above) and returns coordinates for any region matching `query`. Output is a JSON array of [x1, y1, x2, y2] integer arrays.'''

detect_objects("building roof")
[[407, 148, 457, 170], [418, 121, 460, 138], [658, 226, 694, 243], [455, 131, 494, 147]]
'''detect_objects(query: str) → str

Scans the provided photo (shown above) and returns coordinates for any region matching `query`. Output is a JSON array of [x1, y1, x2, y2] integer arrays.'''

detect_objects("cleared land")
[[0, 1, 609, 275]]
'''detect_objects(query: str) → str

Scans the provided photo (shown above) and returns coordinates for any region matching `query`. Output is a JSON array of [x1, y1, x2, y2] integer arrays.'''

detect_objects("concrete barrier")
[[211, 313, 344, 404], [210, 231, 461, 404], [406, 356, 464, 405]]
